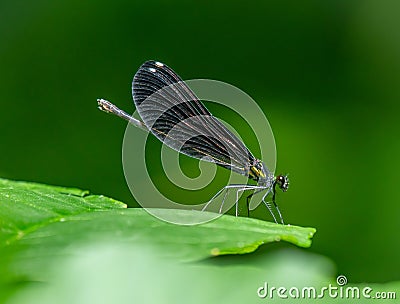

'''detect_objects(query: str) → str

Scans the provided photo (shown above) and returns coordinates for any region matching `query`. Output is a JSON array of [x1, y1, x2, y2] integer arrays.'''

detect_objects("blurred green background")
[[1, 0, 399, 283]]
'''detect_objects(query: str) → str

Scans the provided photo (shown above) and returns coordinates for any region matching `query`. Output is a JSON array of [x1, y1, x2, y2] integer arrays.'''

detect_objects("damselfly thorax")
[[97, 60, 289, 224]]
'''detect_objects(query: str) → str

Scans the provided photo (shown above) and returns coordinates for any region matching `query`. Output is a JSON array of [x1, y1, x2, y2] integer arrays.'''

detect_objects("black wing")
[[132, 60, 256, 178]]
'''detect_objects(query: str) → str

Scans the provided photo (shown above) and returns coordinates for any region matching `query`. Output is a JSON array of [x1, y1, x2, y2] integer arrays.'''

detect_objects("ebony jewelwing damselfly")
[[97, 60, 289, 224]]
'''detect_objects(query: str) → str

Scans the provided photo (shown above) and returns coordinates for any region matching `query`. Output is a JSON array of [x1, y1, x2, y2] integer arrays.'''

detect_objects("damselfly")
[[97, 60, 289, 224]]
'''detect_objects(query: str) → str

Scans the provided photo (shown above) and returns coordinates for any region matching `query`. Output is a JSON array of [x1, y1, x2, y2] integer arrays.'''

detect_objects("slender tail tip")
[[97, 98, 113, 113]]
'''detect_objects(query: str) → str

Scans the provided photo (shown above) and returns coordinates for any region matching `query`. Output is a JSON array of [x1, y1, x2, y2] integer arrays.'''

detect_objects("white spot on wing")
[[155, 61, 164, 67], [149, 68, 156, 73]]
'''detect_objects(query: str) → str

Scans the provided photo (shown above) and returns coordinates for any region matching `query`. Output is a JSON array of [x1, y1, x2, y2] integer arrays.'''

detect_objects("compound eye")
[[276, 175, 289, 191]]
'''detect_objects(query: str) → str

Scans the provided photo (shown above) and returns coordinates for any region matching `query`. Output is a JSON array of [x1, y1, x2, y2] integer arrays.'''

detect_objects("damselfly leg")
[[202, 184, 267, 216], [202, 184, 284, 224], [219, 189, 229, 214], [260, 189, 284, 224], [245, 188, 266, 217], [201, 184, 249, 213], [262, 196, 277, 224], [244, 187, 281, 224]]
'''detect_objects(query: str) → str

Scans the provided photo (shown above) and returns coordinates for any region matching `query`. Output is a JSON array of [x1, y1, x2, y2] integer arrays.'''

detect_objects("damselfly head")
[[275, 174, 289, 192]]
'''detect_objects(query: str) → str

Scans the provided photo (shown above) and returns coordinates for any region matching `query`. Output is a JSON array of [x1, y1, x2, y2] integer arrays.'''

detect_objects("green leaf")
[[0, 178, 126, 247], [11, 208, 315, 263], [0, 178, 316, 286], [3, 211, 316, 284], [0, 178, 89, 196]]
